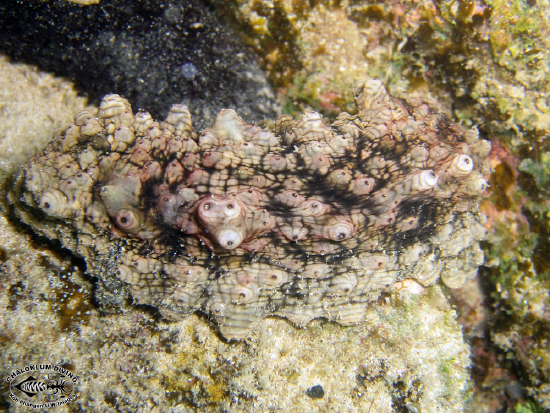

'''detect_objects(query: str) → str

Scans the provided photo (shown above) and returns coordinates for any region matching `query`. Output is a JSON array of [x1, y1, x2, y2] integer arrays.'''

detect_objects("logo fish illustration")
[[7, 364, 78, 408], [13, 376, 70, 398]]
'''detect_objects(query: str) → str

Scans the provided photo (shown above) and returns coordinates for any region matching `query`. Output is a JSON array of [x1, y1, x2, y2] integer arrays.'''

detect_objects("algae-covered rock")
[[218, 0, 433, 116], [221, 0, 550, 144], [483, 148, 550, 409]]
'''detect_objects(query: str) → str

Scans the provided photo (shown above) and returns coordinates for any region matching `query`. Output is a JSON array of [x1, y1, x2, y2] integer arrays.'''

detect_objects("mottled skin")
[[10, 79, 489, 339]]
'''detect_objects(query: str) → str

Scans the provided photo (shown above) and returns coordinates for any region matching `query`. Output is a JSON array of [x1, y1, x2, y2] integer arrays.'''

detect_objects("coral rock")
[[9, 78, 490, 340]]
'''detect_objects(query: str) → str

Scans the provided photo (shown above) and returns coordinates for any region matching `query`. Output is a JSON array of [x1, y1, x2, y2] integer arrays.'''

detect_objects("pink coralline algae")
[[10, 78, 490, 339]]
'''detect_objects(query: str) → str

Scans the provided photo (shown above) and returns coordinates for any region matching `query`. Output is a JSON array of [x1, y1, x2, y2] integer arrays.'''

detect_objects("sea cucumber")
[[9, 78, 490, 339]]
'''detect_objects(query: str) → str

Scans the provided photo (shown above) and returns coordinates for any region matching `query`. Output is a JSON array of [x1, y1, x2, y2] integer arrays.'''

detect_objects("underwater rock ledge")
[[8, 78, 490, 340]]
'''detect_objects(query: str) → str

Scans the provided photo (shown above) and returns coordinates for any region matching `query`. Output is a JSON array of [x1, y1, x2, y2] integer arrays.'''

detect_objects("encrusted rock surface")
[[9, 78, 490, 340], [0, 55, 93, 181]]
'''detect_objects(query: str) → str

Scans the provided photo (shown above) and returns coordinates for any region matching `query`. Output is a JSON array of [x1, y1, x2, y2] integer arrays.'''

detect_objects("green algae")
[[519, 152, 550, 191], [515, 400, 544, 413], [483, 152, 550, 407]]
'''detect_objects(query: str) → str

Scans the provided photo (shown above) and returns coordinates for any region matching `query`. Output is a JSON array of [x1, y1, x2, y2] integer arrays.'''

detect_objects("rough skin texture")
[[9, 78, 490, 340]]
